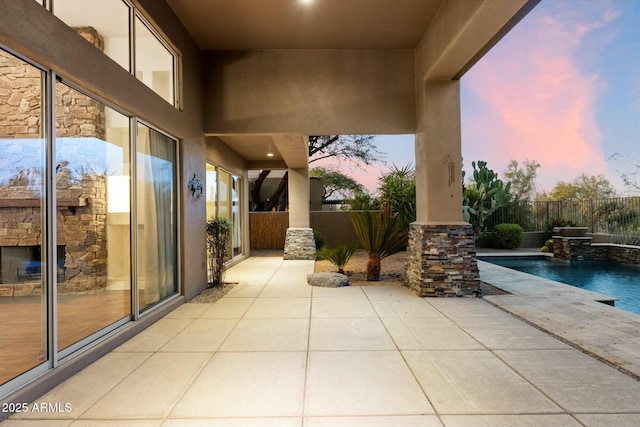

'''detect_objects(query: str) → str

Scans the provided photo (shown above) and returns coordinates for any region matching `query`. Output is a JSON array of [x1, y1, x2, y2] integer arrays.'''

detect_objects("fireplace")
[[0, 246, 65, 284]]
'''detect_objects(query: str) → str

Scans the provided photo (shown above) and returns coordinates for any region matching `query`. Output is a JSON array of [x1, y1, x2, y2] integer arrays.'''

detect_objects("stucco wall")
[[202, 49, 416, 135]]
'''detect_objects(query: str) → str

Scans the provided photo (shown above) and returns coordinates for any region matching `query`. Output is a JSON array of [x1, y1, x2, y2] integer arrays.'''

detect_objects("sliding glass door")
[[136, 123, 178, 311], [55, 82, 132, 354], [206, 164, 243, 260], [0, 50, 47, 384]]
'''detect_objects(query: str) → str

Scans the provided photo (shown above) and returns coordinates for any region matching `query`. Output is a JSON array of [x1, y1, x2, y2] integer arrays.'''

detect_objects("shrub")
[[313, 230, 326, 250], [492, 223, 523, 249], [350, 211, 407, 281], [316, 243, 358, 274], [206, 216, 231, 287], [541, 239, 554, 253]]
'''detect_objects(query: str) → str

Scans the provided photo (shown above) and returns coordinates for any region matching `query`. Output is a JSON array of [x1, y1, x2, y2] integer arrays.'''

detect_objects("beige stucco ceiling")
[[165, 0, 445, 50]]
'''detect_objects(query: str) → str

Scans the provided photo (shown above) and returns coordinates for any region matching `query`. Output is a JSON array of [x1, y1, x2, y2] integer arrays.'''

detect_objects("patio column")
[[406, 80, 479, 296], [284, 166, 315, 260]]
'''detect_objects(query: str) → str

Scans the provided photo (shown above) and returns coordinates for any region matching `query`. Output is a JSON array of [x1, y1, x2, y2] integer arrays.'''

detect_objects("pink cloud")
[[462, 3, 618, 192]]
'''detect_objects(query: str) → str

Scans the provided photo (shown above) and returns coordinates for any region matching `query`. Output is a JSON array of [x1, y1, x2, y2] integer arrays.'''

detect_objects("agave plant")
[[316, 242, 358, 274], [350, 211, 407, 281]]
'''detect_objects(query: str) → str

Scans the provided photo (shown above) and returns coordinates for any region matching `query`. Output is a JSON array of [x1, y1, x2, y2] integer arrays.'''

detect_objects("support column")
[[284, 167, 315, 260], [406, 80, 479, 297]]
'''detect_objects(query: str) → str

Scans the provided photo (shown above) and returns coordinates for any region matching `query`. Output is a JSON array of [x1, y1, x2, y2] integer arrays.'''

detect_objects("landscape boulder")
[[307, 272, 349, 288]]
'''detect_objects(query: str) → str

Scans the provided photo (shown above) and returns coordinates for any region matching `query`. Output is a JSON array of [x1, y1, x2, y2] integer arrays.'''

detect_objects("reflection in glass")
[[232, 175, 242, 257], [55, 82, 131, 352], [0, 50, 47, 384], [53, 0, 130, 71], [136, 123, 177, 311], [135, 16, 175, 105], [205, 163, 217, 221]]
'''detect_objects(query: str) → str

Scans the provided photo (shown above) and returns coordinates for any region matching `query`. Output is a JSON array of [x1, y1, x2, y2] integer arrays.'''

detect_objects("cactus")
[[463, 161, 512, 238]]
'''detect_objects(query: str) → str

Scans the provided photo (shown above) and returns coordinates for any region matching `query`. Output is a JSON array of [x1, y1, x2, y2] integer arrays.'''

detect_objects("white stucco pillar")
[[415, 80, 464, 224], [288, 167, 310, 228], [284, 166, 315, 259], [406, 79, 478, 297]]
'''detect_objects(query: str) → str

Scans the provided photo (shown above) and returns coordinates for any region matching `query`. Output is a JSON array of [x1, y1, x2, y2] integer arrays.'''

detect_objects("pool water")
[[480, 257, 640, 315]]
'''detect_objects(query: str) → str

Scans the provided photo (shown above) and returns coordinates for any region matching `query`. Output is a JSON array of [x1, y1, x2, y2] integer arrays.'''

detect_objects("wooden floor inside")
[[0, 290, 131, 385]]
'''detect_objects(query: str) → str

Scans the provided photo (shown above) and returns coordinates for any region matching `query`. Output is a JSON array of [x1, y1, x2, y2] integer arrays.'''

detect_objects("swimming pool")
[[479, 256, 640, 315]]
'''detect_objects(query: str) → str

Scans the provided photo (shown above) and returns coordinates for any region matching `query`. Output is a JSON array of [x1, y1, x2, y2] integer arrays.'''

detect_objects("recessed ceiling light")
[[300, 0, 314, 4], [267, 152, 274, 157]]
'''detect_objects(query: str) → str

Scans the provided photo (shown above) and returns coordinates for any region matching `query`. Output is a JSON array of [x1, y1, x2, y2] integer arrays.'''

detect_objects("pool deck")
[[478, 257, 640, 380], [2, 254, 640, 426]]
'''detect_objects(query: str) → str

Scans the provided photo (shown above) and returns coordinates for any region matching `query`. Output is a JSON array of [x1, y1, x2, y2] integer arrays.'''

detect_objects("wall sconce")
[[188, 173, 203, 199]]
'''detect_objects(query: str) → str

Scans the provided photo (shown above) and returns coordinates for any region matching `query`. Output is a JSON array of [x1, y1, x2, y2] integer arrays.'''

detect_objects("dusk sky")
[[316, 0, 640, 197]]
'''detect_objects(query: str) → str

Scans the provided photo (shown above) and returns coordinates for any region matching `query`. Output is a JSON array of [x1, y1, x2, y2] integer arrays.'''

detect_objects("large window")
[[53, 0, 130, 71], [0, 47, 180, 394], [53, 0, 177, 107], [135, 15, 176, 106], [55, 82, 132, 354], [136, 123, 178, 311]]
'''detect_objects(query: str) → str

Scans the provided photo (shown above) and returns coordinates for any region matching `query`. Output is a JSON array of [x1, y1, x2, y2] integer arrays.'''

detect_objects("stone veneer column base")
[[283, 228, 316, 260], [405, 223, 479, 297]]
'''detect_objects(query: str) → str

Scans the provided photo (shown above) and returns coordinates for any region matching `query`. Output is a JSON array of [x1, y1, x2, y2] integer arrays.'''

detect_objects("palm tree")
[[350, 211, 407, 281]]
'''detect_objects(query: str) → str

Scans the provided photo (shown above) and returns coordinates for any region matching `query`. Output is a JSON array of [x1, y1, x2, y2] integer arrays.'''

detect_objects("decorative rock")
[[307, 272, 349, 287]]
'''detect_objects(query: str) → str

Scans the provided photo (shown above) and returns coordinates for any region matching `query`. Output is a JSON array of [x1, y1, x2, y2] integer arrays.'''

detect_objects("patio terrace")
[[1, 256, 639, 426]]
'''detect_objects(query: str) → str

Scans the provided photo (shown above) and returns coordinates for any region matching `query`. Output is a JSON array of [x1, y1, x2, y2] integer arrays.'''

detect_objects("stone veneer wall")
[[283, 228, 316, 260], [553, 236, 640, 265], [405, 223, 479, 297]]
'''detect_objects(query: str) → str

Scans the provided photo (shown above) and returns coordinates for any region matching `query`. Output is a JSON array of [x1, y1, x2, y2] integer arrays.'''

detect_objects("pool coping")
[[476, 257, 640, 380]]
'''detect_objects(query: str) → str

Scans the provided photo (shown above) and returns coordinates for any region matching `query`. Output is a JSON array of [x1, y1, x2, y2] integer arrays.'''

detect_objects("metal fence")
[[487, 197, 640, 232]]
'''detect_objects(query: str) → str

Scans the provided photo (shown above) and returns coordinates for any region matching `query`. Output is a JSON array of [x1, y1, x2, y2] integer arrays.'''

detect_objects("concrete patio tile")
[[382, 317, 483, 350], [11, 352, 151, 420], [311, 298, 376, 318], [160, 318, 238, 352], [243, 297, 311, 318], [218, 318, 309, 351], [71, 421, 162, 427], [200, 297, 255, 318], [370, 298, 444, 318], [163, 303, 210, 319], [439, 414, 582, 426], [113, 318, 194, 352], [496, 349, 640, 413], [171, 352, 306, 418], [303, 415, 442, 426], [573, 414, 640, 427], [309, 318, 396, 351], [81, 353, 210, 419], [402, 350, 562, 414], [0, 422, 72, 427], [426, 298, 512, 318], [224, 283, 265, 298], [311, 286, 366, 299], [451, 316, 571, 350], [304, 351, 433, 416], [259, 283, 312, 298], [361, 285, 415, 300], [163, 418, 302, 427]]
